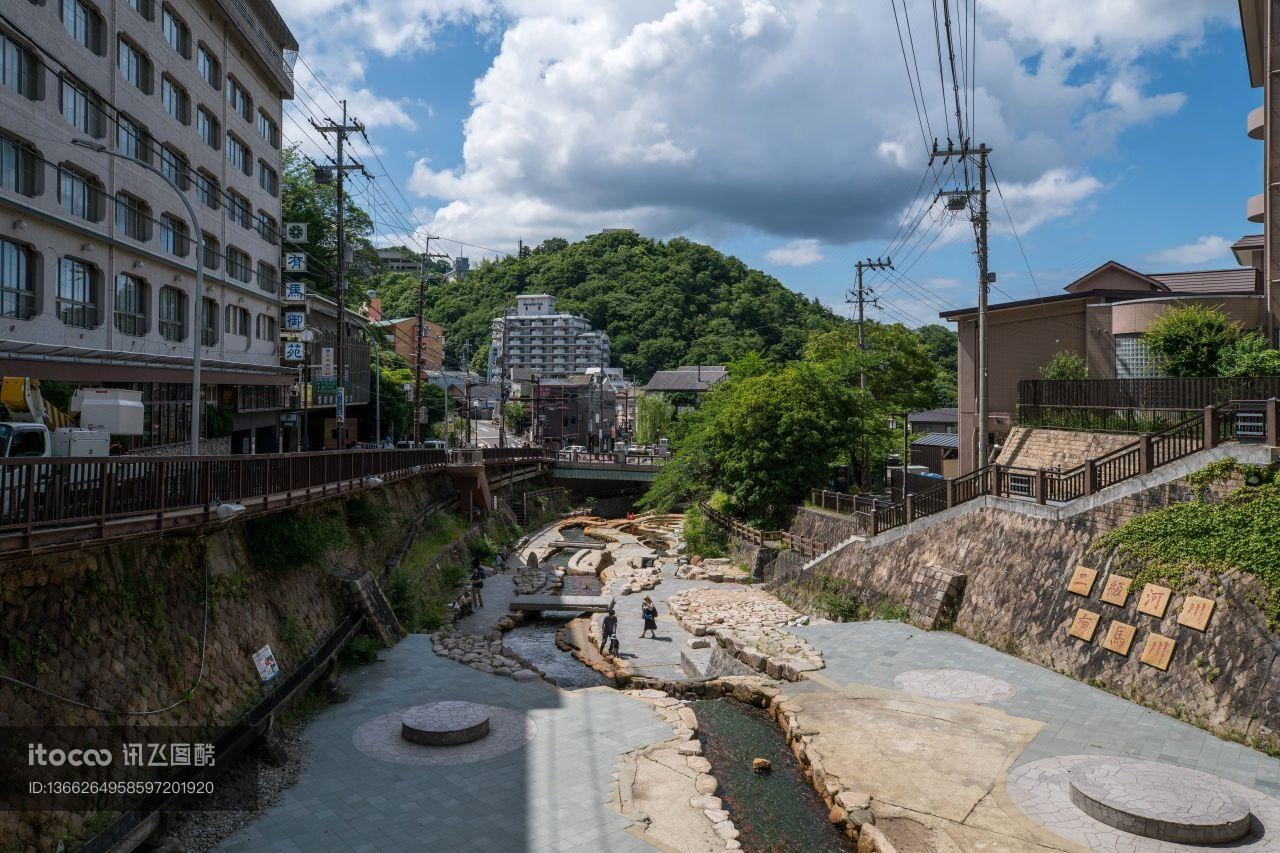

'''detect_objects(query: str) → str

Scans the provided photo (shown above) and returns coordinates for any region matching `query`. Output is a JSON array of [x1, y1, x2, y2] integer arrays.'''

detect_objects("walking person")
[[602, 608, 620, 658], [640, 597, 659, 639], [470, 555, 486, 607]]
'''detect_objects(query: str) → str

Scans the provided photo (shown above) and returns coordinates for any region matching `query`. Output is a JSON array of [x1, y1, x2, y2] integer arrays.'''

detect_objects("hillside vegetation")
[[375, 231, 843, 379]]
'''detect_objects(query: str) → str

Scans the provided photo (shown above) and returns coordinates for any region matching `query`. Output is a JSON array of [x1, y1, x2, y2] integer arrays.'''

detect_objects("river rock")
[[687, 756, 712, 774], [704, 809, 729, 823], [694, 773, 718, 794], [837, 791, 872, 812], [677, 740, 702, 756], [752, 758, 771, 774], [690, 794, 722, 811], [511, 669, 540, 682]]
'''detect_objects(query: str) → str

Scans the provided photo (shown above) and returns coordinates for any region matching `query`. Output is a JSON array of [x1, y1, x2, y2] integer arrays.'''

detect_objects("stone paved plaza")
[[217, 634, 670, 852]]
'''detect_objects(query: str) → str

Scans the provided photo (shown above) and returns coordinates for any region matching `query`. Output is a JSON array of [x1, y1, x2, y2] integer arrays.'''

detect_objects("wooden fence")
[[698, 501, 825, 559], [801, 403, 1273, 541]]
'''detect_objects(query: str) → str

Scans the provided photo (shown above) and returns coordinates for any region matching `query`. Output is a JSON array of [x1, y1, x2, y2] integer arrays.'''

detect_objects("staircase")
[[344, 571, 404, 647]]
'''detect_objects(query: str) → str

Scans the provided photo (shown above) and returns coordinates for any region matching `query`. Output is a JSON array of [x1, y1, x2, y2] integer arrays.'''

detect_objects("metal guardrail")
[[801, 402, 1274, 540], [0, 446, 557, 552], [554, 450, 666, 467]]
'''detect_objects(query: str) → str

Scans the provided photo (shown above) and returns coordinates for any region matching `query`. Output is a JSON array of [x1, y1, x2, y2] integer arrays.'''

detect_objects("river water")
[[693, 699, 853, 852], [502, 525, 608, 690]]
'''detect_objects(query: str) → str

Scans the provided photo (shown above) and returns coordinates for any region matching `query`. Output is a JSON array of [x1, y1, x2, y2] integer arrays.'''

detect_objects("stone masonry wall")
[[789, 506, 860, 547], [0, 472, 454, 848], [996, 426, 1134, 470], [776, 462, 1280, 746]]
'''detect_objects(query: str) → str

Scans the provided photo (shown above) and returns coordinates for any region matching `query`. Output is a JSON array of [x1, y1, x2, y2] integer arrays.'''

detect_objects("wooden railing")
[[798, 402, 1275, 541], [698, 501, 824, 558]]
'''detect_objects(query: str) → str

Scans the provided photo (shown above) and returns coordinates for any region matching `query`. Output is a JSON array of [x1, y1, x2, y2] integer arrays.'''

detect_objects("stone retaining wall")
[[789, 506, 861, 546], [996, 426, 1134, 470], [776, 461, 1280, 746]]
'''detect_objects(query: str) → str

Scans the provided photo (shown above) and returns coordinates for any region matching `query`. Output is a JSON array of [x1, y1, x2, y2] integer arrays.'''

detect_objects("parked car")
[[564, 445, 588, 453]]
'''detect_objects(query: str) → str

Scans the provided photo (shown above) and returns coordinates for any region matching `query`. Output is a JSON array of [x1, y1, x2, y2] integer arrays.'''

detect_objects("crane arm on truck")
[[0, 377, 76, 429]]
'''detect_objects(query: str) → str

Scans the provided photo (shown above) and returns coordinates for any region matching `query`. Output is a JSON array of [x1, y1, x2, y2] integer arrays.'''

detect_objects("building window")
[[255, 313, 276, 341], [194, 170, 219, 211], [226, 246, 251, 283], [196, 106, 219, 148], [57, 164, 102, 221], [158, 285, 186, 341], [161, 5, 190, 58], [256, 260, 276, 293], [225, 132, 250, 174], [0, 237, 36, 320], [257, 110, 279, 148], [257, 160, 278, 196], [1, 33, 40, 100], [113, 273, 148, 336], [160, 213, 189, 256], [0, 134, 39, 196], [115, 113, 150, 163], [161, 75, 189, 124], [197, 44, 219, 89], [125, 0, 153, 21], [1115, 333, 1161, 379], [114, 192, 151, 241], [224, 304, 249, 337], [201, 232, 219, 269], [60, 0, 103, 55], [158, 145, 189, 189], [201, 297, 217, 346], [256, 211, 277, 244], [227, 190, 250, 227], [60, 77, 103, 136], [57, 257, 98, 328], [226, 76, 251, 122], [116, 36, 151, 93]]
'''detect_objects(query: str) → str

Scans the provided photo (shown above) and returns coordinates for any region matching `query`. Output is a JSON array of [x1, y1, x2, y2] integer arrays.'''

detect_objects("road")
[[473, 419, 526, 447]]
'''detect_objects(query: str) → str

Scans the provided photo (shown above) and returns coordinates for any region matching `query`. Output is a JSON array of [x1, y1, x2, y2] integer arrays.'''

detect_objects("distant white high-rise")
[[487, 294, 611, 380]]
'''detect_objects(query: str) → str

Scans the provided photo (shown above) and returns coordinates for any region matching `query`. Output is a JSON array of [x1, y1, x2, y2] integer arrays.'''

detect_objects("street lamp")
[[73, 139, 203, 459]]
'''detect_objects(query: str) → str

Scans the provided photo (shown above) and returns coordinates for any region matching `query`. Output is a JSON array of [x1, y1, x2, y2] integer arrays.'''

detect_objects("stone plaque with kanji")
[[1102, 621, 1136, 656], [1177, 595, 1216, 631], [1136, 583, 1172, 618], [1139, 633, 1177, 671], [1068, 608, 1101, 642], [1068, 566, 1098, 597], [1100, 574, 1133, 607]]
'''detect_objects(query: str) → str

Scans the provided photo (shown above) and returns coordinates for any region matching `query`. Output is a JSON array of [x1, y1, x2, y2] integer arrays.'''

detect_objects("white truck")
[[0, 378, 144, 458]]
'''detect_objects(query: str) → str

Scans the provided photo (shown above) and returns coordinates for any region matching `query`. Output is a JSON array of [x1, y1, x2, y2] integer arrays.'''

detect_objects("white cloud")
[[1145, 236, 1234, 267], [992, 169, 1105, 233], [765, 239, 824, 267], [277, 0, 1229, 248]]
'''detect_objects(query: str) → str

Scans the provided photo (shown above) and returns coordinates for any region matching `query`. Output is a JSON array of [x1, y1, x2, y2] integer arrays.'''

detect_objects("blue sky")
[[277, 1, 1254, 328]]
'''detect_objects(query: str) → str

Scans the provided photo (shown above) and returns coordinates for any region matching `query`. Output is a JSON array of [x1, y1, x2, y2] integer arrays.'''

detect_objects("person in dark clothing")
[[471, 558, 486, 607], [640, 597, 659, 639], [601, 609, 619, 657]]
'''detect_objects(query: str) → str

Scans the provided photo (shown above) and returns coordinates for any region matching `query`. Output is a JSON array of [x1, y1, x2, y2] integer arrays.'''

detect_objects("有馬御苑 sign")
[[283, 341, 305, 362], [284, 252, 306, 273], [283, 310, 306, 332], [284, 280, 307, 302], [283, 222, 308, 243], [1067, 566, 1098, 597], [1068, 608, 1100, 642]]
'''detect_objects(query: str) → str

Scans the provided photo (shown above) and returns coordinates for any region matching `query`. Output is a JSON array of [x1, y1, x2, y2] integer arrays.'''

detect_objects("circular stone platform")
[[892, 668, 1016, 704], [1068, 758, 1253, 844], [354, 702, 536, 766], [1006, 755, 1280, 852], [400, 701, 491, 746]]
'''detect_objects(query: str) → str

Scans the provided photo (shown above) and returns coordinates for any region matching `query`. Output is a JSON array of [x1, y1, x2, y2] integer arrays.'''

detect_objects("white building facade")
[[487, 294, 611, 380]]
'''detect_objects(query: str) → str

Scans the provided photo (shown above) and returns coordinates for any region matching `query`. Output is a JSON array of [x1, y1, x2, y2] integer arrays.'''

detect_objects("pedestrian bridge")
[[551, 451, 664, 483], [509, 595, 613, 613]]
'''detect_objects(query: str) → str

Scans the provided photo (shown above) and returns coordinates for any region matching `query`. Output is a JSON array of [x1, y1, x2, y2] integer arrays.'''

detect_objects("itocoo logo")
[[27, 744, 113, 767]]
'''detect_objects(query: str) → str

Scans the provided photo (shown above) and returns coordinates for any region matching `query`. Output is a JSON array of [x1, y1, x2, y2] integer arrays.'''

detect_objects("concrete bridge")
[[550, 451, 663, 484]]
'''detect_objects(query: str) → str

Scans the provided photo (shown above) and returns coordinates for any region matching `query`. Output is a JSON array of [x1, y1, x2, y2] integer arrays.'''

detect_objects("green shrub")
[[206, 403, 235, 438], [247, 510, 349, 571], [344, 496, 385, 532], [1038, 350, 1087, 380], [683, 503, 728, 558], [278, 615, 309, 651], [340, 635, 381, 666], [817, 575, 864, 621], [1142, 304, 1241, 377]]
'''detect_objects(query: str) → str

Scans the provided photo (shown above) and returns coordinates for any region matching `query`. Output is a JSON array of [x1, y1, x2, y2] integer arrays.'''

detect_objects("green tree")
[[636, 394, 675, 445], [1038, 350, 1088, 380], [503, 401, 529, 434], [1142, 304, 1241, 377], [1217, 332, 1280, 377]]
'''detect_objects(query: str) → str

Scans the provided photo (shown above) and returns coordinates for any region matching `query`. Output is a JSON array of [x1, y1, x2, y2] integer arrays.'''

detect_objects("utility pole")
[[463, 340, 473, 446], [849, 257, 893, 391], [932, 139, 992, 470], [532, 374, 541, 446], [312, 101, 366, 450], [413, 254, 426, 446]]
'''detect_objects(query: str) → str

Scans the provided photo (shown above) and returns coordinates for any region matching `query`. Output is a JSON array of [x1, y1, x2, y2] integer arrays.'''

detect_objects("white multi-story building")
[[487, 294, 611, 380], [0, 0, 297, 451]]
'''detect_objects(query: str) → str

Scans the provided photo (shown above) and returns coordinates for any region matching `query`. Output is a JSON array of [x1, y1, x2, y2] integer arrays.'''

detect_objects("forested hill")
[[375, 231, 844, 379]]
